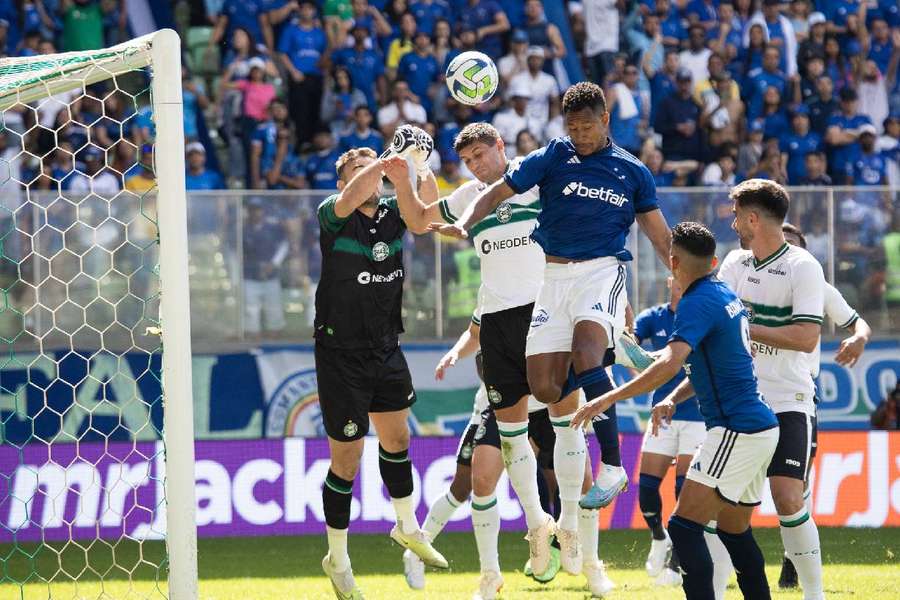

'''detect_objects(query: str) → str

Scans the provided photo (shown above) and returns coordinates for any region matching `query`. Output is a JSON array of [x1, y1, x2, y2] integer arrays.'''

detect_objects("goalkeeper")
[[314, 135, 447, 599]]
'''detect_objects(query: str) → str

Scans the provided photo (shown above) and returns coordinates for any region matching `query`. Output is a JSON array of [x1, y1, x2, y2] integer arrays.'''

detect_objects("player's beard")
[[362, 194, 379, 209], [738, 230, 753, 250]]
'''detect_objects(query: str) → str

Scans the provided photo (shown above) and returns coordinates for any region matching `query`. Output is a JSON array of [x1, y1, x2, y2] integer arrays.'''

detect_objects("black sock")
[[378, 445, 414, 498], [717, 527, 771, 600], [638, 473, 666, 540], [675, 475, 685, 499], [323, 469, 353, 529], [580, 366, 621, 467], [668, 515, 714, 599]]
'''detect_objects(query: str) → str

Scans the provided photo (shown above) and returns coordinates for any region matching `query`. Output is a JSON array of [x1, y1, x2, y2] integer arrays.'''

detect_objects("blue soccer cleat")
[[580, 464, 628, 509]]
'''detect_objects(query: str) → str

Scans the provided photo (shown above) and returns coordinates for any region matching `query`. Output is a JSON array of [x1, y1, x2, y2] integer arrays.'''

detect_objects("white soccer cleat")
[[556, 527, 582, 575], [524, 513, 557, 576], [580, 464, 629, 509], [645, 534, 672, 577], [322, 553, 365, 600], [402, 549, 425, 590], [473, 569, 504, 600], [584, 560, 616, 597], [655, 566, 683, 587], [390, 525, 449, 569], [615, 331, 656, 371]]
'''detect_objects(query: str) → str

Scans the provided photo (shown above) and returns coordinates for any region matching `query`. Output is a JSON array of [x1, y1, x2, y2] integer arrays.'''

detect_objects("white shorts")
[[525, 257, 627, 357], [686, 426, 779, 506], [642, 419, 706, 458]]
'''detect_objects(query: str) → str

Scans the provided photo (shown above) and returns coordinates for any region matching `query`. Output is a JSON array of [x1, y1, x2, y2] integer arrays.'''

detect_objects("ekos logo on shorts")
[[562, 182, 629, 207], [480, 235, 532, 255], [357, 269, 404, 284], [531, 309, 550, 328]]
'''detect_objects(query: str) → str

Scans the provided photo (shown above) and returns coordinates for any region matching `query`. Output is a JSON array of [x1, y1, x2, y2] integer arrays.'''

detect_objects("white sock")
[[780, 509, 824, 600], [579, 507, 600, 568], [327, 525, 351, 571], [392, 494, 420, 535], [551, 414, 586, 531], [705, 522, 732, 600], [497, 421, 545, 529], [472, 494, 500, 572], [423, 490, 462, 540]]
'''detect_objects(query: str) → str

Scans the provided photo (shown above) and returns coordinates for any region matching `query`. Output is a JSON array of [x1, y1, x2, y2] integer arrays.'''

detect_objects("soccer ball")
[[445, 51, 499, 106]]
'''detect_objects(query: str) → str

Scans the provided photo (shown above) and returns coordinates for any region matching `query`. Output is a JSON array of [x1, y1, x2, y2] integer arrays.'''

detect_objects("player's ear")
[[711, 255, 719, 270], [336, 179, 346, 191]]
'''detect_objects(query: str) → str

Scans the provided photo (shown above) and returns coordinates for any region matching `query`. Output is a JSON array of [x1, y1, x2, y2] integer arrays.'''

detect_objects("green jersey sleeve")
[[318, 194, 350, 233]]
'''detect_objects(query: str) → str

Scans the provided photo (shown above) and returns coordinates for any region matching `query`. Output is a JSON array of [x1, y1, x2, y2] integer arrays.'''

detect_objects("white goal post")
[[0, 29, 198, 599]]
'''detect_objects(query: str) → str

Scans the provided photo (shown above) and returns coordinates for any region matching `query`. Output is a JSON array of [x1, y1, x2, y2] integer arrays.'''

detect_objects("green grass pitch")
[[1, 527, 897, 598]]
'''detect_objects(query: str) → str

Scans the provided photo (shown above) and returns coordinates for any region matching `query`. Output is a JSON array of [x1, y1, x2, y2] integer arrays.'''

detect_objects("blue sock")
[[668, 515, 714, 599], [638, 474, 665, 540], [580, 366, 621, 467], [559, 365, 579, 399], [717, 527, 771, 600], [675, 475, 685, 499]]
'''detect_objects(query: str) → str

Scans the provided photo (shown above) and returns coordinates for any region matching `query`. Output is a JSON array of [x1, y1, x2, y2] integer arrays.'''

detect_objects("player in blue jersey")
[[572, 222, 779, 600], [633, 277, 706, 588], [430, 82, 672, 511]]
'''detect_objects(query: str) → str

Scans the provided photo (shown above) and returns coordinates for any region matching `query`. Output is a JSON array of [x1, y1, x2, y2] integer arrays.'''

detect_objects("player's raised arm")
[[636, 209, 673, 268], [382, 156, 444, 234], [428, 178, 515, 239], [332, 154, 390, 218]]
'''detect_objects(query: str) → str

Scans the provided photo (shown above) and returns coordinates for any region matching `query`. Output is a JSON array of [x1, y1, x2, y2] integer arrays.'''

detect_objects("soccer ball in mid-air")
[[446, 51, 499, 106]]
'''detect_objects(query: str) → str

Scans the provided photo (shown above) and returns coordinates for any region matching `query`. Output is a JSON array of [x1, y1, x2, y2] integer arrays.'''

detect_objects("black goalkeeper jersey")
[[314, 194, 407, 349]]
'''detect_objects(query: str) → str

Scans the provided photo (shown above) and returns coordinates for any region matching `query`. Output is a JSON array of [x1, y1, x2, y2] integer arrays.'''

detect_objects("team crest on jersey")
[[343, 421, 359, 437], [488, 388, 502, 404], [495, 202, 512, 223], [372, 241, 390, 262]]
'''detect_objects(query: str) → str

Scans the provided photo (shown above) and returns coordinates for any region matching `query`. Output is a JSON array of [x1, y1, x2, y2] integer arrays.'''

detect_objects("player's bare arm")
[[571, 342, 692, 428], [635, 209, 673, 268], [427, 179, 515, 239], [382, 156, 444, 234], [333, 157, 390, 218], [650, 379, 695, 436], [835, 316, 871, 367], [749, 321, 821, 353], [661, 377, 695, 406], [436, 321, 481, 380]]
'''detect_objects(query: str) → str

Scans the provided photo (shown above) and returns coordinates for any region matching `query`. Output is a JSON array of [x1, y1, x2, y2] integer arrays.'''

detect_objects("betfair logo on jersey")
[[495, 202, 512, 223], [481, 235, 532, 255], [561, 182, 629, 206], [357, 269, 403, 285]]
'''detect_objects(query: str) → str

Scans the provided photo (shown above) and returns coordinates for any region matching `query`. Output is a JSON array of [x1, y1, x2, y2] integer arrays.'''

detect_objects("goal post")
[[0, 29, 198, 599]]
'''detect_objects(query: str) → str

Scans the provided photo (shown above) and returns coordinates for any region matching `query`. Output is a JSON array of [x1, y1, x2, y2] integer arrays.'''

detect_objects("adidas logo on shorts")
[[567, 156, 581, 164]]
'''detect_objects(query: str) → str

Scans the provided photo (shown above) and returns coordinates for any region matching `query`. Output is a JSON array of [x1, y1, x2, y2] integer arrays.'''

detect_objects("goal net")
[[0, 30, 197, 599]]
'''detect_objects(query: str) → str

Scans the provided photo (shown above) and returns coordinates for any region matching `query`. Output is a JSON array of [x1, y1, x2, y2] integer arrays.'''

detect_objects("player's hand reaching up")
[[426, 222, 469, 239], [571, 394, 616, 429], [435, 350, 459, 380], [650, 399, 676, 436], [381, 156, 410, 186]]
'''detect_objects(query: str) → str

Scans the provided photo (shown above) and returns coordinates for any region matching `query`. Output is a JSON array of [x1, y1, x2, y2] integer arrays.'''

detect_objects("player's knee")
[[329, 459, 360, 482], [471, 470, 498, 497], [527, 376, 560, 405], [772, 490, 805, 515], [378, 430, 410, 454]]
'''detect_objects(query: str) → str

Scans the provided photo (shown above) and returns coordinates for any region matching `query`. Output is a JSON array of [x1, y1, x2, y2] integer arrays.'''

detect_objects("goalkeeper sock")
[[378, 446, 418, 535], [423, 490, 463, 540], [718, 526, 771, 600], [579, 366, 621, 467], [579, 507, 600, 567], [497, 420, 545, 530], [551, 413, 586, 531], [323, 470, 353, 571], [704, 521, 733, 600], [472, 494, 501, 573], [779, 509, 823, 600]]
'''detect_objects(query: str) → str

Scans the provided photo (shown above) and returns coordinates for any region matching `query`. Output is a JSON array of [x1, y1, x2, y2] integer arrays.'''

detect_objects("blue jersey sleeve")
[[634, 161, 659, 213], [669, 294, 714, 350], [504, 140, 559, 193], [634, 307, 655, 344]]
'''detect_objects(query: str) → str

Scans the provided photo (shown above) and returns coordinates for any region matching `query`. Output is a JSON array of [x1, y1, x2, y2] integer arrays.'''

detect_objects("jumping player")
[[633, 277, 705, 588], [718, 179, 826, 600], [314, 146, 447, 599], [430, 81, 672, 512], [573, 222, 779, 600]]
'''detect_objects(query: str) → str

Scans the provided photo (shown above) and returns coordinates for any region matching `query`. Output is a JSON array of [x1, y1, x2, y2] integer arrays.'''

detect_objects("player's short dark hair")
[[335, 147, 377, 180], [782, 222, 807, 248], [454, 122, 500, 152], [730, 178, 790, 222], [672, 222, 716, 259], [562, 81, 607, 115]]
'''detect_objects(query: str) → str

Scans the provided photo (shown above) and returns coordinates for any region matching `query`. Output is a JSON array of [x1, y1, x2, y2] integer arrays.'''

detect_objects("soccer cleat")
[[402, 549, 425, 590], [524, 513, 557, 576], [556, 527, 582, 575], [778, 554, 799, 588], [472, 569, 504, 600], [584, 560, 616, 597], [580, 464, 628, 509], [654, 566, 683, 587], [645, 534, 672, 577], [524, 546, 561, 583], [322, 553, 365, 600], [615, 331, 656, 371], [390, 526, 449, 569]]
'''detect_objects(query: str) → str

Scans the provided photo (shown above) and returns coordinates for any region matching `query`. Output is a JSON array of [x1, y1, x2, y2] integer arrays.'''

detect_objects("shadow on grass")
[[0, 527, 895, 583]]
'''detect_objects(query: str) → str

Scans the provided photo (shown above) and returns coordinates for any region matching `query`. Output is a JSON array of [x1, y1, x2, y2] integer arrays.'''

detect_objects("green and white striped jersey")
[[718, 243, 825, 416]]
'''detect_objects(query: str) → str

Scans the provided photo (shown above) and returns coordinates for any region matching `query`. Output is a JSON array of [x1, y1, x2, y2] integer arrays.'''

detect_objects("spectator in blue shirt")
[[780, 105, 822, 183], [250, 98, 290, 188], [648, 50, 680, 126], [305, 130, 341, 190], [655, 68, 704, 162], [410, 0, 452, 35], [745, 45, 788, 118], [263, 125, 307, 190], [826, 86, 873, 179], [339, 106, 384, 153], [708, 1, 744, 63], [278, 1, 327, 148], [457, 0, 510, 60], [757, 85, 790, 137], [242, 199, 288, 338], [863, 18, 894, 76], [397, 29, 441, 116], [656, 0, 686, 50], [332, 24, 387, 109], [800, 151, 833, 185], [185, 142, 225, 190], [846, 124, 888, 186], [210, 0, 274, 58], [686, 0, 717, 32]]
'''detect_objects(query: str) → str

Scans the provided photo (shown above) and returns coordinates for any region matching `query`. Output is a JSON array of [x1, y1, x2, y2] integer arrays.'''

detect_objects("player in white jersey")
[[718, 179, 826, 600], [388, 123, 596, 591]]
